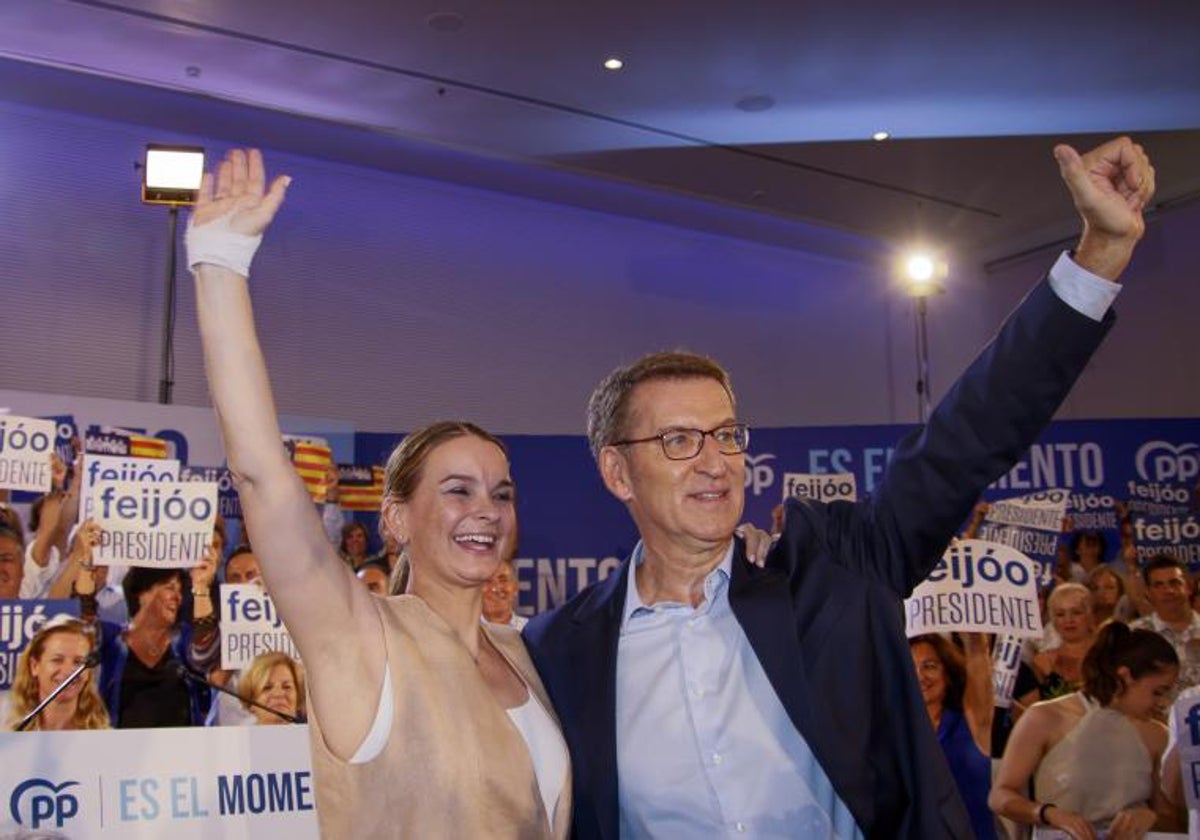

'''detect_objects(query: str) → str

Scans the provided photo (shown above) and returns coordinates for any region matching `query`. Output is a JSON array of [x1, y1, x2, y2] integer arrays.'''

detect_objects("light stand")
[[159, 206, 181, 404], [141, 144, 205, 405], [914, 295, 933, 423], [899, 252, 946, 424]]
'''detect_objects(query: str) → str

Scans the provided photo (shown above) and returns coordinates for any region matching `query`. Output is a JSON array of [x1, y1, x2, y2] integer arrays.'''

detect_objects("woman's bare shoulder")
[[1024, 692, 1086, 733]]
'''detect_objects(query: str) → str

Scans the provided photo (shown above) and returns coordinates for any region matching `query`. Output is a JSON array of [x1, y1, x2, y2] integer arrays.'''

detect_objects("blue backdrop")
[[357, 418, 1200, 615]]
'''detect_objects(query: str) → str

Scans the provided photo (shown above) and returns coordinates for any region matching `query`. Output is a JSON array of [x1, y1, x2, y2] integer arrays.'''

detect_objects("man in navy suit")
[[523, 137, 1156, 839]]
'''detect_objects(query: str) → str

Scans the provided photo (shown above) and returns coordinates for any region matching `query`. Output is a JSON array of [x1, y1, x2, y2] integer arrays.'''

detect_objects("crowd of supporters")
[[912, 490, 1200, 838]]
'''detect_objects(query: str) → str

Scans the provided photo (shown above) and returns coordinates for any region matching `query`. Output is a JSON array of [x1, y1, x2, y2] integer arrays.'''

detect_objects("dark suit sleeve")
[[782, 278, 1113, 597]]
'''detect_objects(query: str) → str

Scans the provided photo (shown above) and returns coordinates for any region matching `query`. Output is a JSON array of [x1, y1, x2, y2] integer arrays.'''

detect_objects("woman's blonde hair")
[[1048, 581, 1094, 618], [239, 651, 306, 720], [7, 619, 109, 731]]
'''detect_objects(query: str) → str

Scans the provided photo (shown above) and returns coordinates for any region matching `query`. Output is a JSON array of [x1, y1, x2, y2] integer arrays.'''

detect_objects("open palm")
[[193, 148, 289, 236]]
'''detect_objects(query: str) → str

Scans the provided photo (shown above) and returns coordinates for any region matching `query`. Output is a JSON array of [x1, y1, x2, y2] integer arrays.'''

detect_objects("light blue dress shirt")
[[616, 541, 863, 839]]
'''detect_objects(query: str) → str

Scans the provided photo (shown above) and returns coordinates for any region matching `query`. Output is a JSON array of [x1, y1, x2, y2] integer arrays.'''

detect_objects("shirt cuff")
[[1047, 251, 1122, 322]]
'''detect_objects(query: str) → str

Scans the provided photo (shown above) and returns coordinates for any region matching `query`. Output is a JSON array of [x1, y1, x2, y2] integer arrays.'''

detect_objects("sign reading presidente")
[[983, 489, 1069, 531], [976, 490, 1068, 585], [91, 481, 217, 568], [0, 415, 57, 493], [220, 585, 301, 670], [905, 540, 1042, 638]]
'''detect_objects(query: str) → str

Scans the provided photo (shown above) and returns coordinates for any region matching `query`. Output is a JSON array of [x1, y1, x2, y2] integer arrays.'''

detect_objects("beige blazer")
[[308, 595, 572, 838]]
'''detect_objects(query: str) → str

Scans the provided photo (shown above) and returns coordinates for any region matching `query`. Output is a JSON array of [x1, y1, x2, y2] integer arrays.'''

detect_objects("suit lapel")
[[727, 540, 816, 750], [570, 557, 628, 840]]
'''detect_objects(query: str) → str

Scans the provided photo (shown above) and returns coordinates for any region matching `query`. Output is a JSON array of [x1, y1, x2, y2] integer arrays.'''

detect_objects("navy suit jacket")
[[524, 280, 1113, 839]]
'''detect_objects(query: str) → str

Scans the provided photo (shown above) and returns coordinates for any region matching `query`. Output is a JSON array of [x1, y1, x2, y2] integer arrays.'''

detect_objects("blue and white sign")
[[78, 454, 180, 526], [0, 415, 57, 494], [780, 472, 857, 504], [182, 466, 243, 522], [977, 490, 1069, 585], [0, 726, 317, 837], [219, 585, 301, 670], [0, 599, 80, 691], [1132, 513, 1200, 572], [91, 480, 217, 568], [1169, 685, 1200, 812], [904, 540, 1042, 638]]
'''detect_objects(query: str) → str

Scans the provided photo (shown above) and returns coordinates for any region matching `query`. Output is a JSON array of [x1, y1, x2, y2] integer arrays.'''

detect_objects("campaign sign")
[[1170, 685, 1200, 811], [219, 584, 301, 670], [39, 414, 79, 467], [978, 491, 1067, 586], [974, 522, 1060, 587], [0, 726, 317, 837], [991, 633, 1025, 709], [985, 489, 1069, 532], [10, 415, 78, 503], [0, 415, 57, 493], [78, 454, 180, 524], [182, 466, 242, 521], [1066, 491, 1121, 532], [1131, 514, 1200, 572], [91, 481, 217, 568], [0, 599, 80, 690], [1124, 480, 1195, 518], [84, 425, 170, 460], [905, 540, 1042, 638], [780, 472, 857, 504]]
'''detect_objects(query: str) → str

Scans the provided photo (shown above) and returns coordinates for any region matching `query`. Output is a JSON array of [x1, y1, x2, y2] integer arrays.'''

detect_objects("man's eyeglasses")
[[609, 423, 750, 461]]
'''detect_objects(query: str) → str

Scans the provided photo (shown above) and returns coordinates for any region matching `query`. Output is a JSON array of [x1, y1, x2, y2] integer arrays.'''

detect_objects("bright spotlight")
[[142, 144, 205, 206], [900, 251, 946, 298]]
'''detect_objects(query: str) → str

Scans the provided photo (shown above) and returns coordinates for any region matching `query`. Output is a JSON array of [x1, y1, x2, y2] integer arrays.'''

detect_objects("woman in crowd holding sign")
[[74, 527, 220, 728], [990, 623, 1178, 838], [909, 634, 997, 840], [185, 149, 573, 838], [6, 618, 109, 731]]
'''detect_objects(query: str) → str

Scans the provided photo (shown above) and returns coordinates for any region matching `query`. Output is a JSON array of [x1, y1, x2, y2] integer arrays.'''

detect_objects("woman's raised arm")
[[189, 148, 384, 758]]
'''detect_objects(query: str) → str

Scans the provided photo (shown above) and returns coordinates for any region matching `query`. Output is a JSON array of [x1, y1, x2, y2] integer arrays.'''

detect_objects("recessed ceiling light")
[[603, 57, 624, 71], [185, 65, 201, 78], [735, 95, 775, 113], [873, 131, 890, 141]]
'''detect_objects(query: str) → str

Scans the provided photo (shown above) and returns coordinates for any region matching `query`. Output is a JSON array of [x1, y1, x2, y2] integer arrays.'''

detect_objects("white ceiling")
[[3, 0, 1199, 264]]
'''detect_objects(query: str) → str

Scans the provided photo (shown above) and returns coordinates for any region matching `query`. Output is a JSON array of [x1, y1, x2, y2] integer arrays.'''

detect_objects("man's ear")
[[599, 447, 634, 503]]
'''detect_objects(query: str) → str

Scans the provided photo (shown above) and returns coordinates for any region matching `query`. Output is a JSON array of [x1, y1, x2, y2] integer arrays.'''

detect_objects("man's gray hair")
[[585, 351, 735, 461]]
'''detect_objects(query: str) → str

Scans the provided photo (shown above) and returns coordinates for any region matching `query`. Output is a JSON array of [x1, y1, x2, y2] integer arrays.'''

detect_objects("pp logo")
[[744, 453, 776, 497], [1136, 441, 1200, 483], [9, 778, 80, 830]]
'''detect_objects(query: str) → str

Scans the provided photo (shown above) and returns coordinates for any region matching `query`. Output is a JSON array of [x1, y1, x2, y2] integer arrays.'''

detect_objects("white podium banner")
[[0, 725, 318, 838]]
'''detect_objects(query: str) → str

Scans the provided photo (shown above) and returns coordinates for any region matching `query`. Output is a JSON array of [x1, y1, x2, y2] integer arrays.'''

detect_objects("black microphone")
[[16, 650, 102, 732], [174, 663, 300, 724]]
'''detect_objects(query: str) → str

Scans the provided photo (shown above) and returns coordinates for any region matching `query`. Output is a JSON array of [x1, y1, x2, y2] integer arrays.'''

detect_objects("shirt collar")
[[1151, 611, 1200, 635], [620, 540, 734, 630]]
